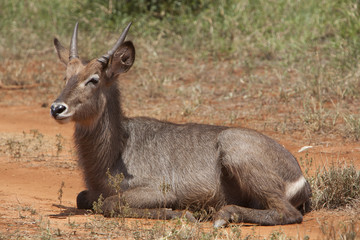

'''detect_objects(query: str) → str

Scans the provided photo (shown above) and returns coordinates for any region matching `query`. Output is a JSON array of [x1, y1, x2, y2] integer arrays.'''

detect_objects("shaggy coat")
[[51, 23, 311, 227]]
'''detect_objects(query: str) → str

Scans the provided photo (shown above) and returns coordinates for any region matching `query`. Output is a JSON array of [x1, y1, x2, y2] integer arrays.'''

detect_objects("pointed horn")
[[97, 22, 132, 65], [69, 22, 79, 60]]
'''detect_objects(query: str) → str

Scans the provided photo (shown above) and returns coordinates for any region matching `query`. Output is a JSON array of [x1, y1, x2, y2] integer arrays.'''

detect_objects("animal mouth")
[[50, 102, 73, 124], [54, 114, 73, 124]]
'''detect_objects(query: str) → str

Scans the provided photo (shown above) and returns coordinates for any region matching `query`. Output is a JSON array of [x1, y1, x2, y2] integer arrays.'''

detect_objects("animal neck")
[[74, 85, 128, 178]]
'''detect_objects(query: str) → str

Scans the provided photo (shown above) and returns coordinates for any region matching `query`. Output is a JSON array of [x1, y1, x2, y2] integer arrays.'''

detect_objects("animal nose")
[[50, 103, 67, 117]]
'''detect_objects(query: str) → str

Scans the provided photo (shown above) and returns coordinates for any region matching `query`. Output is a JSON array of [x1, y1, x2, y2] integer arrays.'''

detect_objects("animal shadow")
[[49, 204, 90, 219]]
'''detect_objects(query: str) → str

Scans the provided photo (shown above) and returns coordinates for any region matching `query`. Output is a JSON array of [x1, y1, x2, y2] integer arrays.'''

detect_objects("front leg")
[[102, 187, 196, 222], [101, 194, 196, 222], [76, 186, 169, 210]]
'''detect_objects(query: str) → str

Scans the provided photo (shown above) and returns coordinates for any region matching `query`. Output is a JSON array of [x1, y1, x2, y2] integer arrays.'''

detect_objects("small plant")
[[159, 179, 171, 212], [57, 181, 65, 205], [229, 225, 243, 239], [106, 169, 124, 195], [301, 98, 326, 133], [318, 219, 359, 240], [29, 129, 44, 152], [343, 114, 360, 141], [17, 205, 37, 219], [310, 164, 360, 210], [299, 152, 314, 179], [67, 217, 79, 229], [5, 139, 23, 159], [92, 194, 104, 214], [268, 230, 291, 240], [55, 133, 65, 156], [30, 129, 44, 138], [104, 169, 131, 218]]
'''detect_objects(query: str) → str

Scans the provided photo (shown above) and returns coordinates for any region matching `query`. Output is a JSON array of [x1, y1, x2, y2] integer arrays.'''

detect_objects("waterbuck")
[[50, 22, 311, 227]]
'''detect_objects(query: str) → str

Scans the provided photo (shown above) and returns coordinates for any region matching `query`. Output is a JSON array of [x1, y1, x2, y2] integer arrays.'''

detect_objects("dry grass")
[[310, 164, 360, 210], [0, 130, 76, 169]]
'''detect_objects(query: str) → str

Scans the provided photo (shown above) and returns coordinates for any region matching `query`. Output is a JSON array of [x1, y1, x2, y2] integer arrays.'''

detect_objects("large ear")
[[54, 38, 69, 65], [106, 41, 135, 78]]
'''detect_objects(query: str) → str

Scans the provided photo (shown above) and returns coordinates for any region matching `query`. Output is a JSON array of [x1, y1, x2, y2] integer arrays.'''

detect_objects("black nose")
[[50, 104, 67, 117]]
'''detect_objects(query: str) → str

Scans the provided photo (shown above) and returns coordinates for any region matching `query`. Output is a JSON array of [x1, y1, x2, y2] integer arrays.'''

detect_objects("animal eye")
[[85, 74, 100, 86], [86, 78, 99, 85]]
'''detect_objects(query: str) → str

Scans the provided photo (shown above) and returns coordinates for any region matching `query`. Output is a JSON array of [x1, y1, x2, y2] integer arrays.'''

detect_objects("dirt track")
[[0, 105, 359, 239]]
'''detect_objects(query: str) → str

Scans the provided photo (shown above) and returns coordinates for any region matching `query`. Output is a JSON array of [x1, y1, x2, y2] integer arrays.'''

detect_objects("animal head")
[[50, 22, 135, 125]]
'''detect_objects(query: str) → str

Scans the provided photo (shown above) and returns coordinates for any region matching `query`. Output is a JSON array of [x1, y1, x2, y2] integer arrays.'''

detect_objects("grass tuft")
[[318, 219, 359, 240], [343, 114, 360, 141], [310, 164, 360, 210]]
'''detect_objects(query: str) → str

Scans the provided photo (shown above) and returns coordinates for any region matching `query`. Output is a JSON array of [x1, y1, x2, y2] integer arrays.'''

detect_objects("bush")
[[310, 164, 360, 210]]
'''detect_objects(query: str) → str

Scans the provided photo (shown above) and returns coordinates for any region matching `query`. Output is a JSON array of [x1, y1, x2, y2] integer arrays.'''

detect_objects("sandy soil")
[[0, 105, 359, 239]]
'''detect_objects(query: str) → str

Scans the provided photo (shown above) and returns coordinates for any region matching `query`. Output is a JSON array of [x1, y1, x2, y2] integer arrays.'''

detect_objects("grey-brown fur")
[[51, 23, 311, 227]]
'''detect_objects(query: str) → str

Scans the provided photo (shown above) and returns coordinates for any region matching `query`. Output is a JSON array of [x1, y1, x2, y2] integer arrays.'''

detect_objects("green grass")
[[1, 0, 360, 62]]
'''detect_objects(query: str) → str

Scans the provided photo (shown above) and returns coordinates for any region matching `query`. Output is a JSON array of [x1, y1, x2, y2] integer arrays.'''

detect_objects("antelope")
[[50, 22, 312, 228]]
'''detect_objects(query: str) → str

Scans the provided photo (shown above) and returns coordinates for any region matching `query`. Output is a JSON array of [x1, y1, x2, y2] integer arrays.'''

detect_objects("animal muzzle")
[[50, 102, 72, 123], [50, 103, 66, 117]]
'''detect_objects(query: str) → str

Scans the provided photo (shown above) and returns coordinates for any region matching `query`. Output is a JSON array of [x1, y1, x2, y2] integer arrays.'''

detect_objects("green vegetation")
[[0, 0, 359, 66]]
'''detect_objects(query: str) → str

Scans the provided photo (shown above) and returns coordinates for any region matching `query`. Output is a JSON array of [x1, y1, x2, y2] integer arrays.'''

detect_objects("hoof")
[[184, 211, 196, 222], [213, 219, 227, 228]]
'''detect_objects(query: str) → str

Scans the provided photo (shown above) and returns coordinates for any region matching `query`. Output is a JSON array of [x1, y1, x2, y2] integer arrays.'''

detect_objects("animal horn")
[[97, 22, 132, 65], [69, 22, 79, 60]]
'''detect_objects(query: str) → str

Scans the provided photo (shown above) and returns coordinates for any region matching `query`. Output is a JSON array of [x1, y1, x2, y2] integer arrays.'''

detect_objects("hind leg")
[[216, 160, 303, 226], [298, 198, 312, 215], [215, 129, 308, 227], [213, 199, 303, 227], [214, 164, 304, 227]]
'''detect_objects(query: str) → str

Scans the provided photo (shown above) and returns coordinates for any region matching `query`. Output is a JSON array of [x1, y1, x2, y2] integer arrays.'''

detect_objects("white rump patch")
[[286, 176, 306, 199]]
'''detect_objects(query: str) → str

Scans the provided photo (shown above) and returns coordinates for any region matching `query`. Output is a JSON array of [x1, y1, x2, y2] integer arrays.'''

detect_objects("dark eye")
[[86, 78, 99, 86], [85, 74, 100, 86]]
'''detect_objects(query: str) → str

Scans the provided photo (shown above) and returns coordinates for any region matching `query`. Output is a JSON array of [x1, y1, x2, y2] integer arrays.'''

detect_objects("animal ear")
[[54, 38, 69, 65], [106, 41, 135, 78]]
